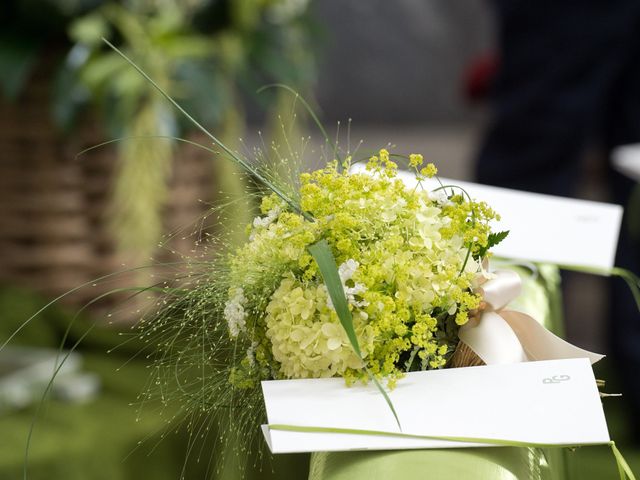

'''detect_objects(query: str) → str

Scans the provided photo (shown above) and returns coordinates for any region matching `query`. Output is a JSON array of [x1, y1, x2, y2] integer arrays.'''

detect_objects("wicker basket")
[[449, 341, 485, 368], [0, 56, 215, 321]]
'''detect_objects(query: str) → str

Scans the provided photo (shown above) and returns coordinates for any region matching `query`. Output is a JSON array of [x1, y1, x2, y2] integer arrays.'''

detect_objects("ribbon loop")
[[478, 269, 522, 311], [459, 269, 604, 366]]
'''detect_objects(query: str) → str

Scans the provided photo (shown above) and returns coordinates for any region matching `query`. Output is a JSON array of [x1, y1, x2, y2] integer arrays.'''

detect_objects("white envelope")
[[350, 165, 623, 271], [261, 358, 609, 453]]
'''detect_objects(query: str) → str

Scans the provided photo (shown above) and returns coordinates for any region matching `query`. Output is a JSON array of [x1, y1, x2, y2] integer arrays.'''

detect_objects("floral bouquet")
[[102, 43, 639, 479], [224, 152, 500, 388], [142, 144, 508, 447]]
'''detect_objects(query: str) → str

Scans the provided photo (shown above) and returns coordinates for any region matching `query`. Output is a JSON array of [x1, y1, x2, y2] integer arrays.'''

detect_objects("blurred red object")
[[463, 53, 498, 103]]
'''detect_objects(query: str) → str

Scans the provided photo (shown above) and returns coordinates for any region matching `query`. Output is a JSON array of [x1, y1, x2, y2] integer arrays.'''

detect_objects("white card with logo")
[[261, 358, 609, 453], [351, 165, 623, 270]]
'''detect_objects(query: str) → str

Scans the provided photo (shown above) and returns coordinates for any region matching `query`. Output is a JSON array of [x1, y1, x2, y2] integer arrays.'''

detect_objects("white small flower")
[[345, 282, 369, 307], [224, 288, 248, 337], [251, 207, 281, 230], [327, 259, 369, 309], [428, 190, 452, 206], [338, 259, 359, 283], [246, 340, 259, 368]]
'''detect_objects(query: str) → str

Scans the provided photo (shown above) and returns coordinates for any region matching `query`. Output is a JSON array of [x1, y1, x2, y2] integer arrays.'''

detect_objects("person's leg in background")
[[602, 10, 640, 442]]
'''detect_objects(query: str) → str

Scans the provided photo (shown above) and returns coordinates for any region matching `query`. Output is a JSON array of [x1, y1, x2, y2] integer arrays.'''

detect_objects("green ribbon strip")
[[551, 264, 640, 312], [268, 424, 636, 480]]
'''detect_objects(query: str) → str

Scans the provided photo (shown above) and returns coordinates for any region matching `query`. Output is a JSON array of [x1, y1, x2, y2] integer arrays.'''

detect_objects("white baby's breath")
[[224, 288, 248, 337], [428, 189, 453, 206], [327, 259, 369, 310], [249, 207, 281, 240]]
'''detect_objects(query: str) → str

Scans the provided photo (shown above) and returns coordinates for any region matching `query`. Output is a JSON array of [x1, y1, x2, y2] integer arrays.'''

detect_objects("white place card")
[[613, 144, 640, 182], [261, 358, 609, 453], [351, 165, 623, 270]]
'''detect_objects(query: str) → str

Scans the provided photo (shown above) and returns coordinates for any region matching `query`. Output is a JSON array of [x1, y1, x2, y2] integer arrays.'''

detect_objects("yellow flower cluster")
[[407, 153, 437, 179], [225, 151, 499, 385]]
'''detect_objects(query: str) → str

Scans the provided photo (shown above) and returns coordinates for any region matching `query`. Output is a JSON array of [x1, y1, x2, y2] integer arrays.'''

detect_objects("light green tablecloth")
[[0, 286, 309, 480], [308, 264, 568, 480]]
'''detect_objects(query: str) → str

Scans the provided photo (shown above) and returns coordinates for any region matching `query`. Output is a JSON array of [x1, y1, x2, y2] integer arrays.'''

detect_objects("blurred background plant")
[[0, 0, 317, 315], [0, 1, 318, 477]]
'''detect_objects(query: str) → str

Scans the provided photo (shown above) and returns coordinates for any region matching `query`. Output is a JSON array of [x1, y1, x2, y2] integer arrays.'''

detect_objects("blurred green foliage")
[[0, 285, 309, 479], [1, 0, 318, 132], [0, 0, 319, 259]]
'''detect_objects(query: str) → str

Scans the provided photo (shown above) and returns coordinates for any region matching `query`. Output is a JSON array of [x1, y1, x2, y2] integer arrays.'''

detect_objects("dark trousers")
[[475, 0, 640, 432]]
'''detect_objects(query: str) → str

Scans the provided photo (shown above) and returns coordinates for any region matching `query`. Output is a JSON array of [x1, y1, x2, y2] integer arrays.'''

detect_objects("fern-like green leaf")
[[476, 230, 509, 259]]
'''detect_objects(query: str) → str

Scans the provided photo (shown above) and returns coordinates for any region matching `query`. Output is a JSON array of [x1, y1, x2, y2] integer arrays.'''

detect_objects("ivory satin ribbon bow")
[[458, 269, 604, 365]]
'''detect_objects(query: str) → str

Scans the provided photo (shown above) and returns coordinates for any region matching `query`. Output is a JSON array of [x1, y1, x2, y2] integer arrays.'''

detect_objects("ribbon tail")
[[500, 310, 604, 364], [458, 269, 603, 366]]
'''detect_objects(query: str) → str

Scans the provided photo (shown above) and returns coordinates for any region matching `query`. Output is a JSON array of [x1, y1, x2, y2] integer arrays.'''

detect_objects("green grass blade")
[[308, 240, 360, 358], [74, 135, 221, 160], [612, 267, 640, 312], [102, 40, 227, 160], [0, 262, 185, 351], [368, 371, 402, 430], [610, 441, 637, 480], [101, 38, 310, 220], [556, 264, 640, 312], [256, 84, 340, 166], [309, 239, 402, 429], [24, 322, 96, 480]]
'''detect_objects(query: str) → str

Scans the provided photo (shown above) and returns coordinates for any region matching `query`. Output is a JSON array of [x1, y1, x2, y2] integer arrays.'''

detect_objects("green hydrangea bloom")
[[225, 152, 499, 386]]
